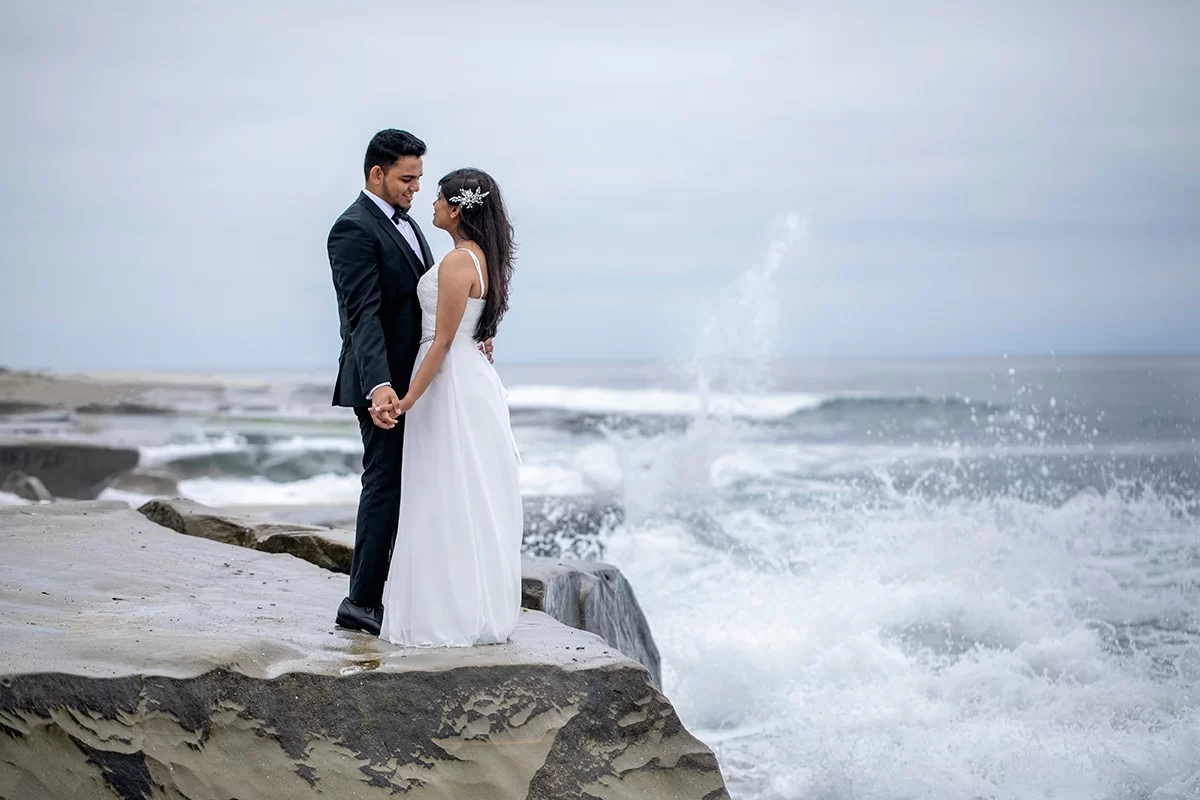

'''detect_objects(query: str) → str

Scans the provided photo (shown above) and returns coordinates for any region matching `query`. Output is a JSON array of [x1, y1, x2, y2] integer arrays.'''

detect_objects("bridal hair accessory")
[[449, 187, 490, 209]]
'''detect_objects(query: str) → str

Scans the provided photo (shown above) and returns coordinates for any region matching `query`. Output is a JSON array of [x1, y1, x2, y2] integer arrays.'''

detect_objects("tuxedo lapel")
[[411, 219, 434, 274], [356, 192, 424, 281]]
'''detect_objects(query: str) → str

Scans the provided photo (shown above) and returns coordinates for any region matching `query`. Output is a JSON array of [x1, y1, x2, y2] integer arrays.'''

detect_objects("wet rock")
[[523, 557, 663, 686], [0, 502, 728, 800], [0, 400, 51, 415], [0, 440, 138, 500], [74, 401, 173, 415], [137, 498, 662, 683], [110, 469, 180, 496], [0, 470, 53, 503]]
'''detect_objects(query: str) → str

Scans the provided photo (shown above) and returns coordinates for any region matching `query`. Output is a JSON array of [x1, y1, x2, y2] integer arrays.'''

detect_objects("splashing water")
[[614, 213, 807, 522], [586, 219, 1200, 798], [688, 213, 807, 404]]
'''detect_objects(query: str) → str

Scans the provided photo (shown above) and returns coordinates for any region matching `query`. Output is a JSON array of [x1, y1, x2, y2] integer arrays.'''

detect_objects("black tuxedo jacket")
[[328, 192, 434, 407]]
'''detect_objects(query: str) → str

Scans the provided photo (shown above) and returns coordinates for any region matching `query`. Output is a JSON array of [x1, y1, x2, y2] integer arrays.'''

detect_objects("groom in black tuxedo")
[[328, 129, 434, 635]]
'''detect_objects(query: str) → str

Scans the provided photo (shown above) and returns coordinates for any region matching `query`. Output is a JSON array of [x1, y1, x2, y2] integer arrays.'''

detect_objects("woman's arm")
[[397, 251, 479, 413]]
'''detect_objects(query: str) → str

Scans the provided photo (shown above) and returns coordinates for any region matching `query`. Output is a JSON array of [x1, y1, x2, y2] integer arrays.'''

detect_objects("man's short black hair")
[[364, 129, 426, 180]]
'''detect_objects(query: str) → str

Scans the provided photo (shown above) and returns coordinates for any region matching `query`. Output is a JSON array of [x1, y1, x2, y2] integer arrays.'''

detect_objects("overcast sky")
[[1, 1, 1197, 371]]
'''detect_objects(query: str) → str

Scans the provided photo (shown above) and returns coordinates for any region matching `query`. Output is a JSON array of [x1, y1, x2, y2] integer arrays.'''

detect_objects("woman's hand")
[[396, 395, 416, 415]]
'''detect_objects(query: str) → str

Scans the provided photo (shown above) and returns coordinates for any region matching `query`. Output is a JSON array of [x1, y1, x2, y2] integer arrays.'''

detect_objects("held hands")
[[369, 386, 412, 430], [370, 339, 493, 429]]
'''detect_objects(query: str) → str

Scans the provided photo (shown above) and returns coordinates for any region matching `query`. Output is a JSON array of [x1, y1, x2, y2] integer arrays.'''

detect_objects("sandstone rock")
[[139, 497, 354, 573], [138, 498, 663, 682], [0, 502, 728, 799], [523, 557, 663, 687], [0, 470, 53, 503], [0, 440, 139, 500], [110, 469, 180, 496]]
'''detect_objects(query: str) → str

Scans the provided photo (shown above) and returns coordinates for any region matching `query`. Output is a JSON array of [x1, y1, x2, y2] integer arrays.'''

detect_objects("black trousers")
[[347, 406, 406, 607]]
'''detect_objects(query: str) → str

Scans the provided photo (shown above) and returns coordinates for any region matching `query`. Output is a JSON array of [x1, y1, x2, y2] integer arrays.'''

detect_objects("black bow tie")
[[391, 209, 411, 225]]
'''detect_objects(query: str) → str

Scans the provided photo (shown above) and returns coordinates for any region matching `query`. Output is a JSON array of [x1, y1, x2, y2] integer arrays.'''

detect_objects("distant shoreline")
[[3, 351, 1197, 380], [0, 369, 160, 411]]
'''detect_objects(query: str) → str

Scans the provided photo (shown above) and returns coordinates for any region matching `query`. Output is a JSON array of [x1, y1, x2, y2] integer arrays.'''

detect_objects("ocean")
[[2, 354, 1198, 798], [2, 216, 1197, 799]]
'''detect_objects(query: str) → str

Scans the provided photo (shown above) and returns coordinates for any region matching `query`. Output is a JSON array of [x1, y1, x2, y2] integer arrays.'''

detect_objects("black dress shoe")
[[335, 597, 382, 636]]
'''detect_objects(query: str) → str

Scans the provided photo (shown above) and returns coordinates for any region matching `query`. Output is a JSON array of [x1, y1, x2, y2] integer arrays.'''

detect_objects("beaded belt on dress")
[[420, 334, 434, 345]]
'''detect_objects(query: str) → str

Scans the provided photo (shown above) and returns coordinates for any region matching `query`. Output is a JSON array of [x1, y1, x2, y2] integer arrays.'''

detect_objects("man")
[[327, 129, 433, 635]]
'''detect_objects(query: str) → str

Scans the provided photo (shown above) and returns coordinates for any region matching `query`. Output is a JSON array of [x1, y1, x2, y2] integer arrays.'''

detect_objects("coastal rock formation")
[[0, 470, 53, 503], [523, 558, 663, 687], [74, 401, 172, 415], [0, 369, 155, 413], [0, 441, 139, 499], [0, 502, 728, 800], [138, 497, 354, 573], [136, 498, 663, 680], [110, 469, 180, 496], [0, 401, 49, 415]]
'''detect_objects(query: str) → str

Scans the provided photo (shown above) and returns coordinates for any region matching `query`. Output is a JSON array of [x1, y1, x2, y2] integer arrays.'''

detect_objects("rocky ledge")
[[0, 441, 139, 500], [0, 502, 727, 799], [139, 498, 662, 684]]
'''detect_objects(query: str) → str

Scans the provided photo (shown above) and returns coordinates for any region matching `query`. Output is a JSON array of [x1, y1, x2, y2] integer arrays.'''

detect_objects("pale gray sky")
[[1, 1, 1197, 370]]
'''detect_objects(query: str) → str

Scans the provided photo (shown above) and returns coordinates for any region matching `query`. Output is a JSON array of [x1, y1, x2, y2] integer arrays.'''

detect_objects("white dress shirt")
[[363, 188, 425, 261], [362, 188, 427, 400]]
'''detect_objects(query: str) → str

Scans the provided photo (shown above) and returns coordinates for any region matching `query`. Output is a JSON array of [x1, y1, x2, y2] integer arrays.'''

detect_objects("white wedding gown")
[[380, 249, 523, 647]]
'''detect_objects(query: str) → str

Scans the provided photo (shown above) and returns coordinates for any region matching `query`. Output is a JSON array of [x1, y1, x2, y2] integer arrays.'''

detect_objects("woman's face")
[[432, 190, 457, 231]]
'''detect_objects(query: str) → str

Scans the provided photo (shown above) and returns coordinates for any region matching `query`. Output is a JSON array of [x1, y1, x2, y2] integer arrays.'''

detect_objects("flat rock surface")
[[0, 502, 728, 800], [139, 498, 662, 679], [0, 502, 622, 680]]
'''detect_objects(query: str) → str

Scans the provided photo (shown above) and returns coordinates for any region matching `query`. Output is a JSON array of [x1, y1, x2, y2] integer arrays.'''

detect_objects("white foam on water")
[[97, 487, 159, 507], [506, 385, 825, 420], [264, 436, 362, 455], [517, 463, 592, 496], [0, 491, 32, 506], [604, 489, 1200, 799], [138, 433, 249, 466], [172, 461, 600, 507], [592, 214, 1200, 796], [573, 442, 624, 494], [178, 473, 364, 507], [218, 404, 350, 422]]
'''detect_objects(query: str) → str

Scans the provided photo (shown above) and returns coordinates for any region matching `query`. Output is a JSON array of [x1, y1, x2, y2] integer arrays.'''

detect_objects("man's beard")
[[385, 188, 411, 211]]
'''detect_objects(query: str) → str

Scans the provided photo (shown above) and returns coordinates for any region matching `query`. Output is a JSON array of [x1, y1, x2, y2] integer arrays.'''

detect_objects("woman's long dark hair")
[[440, 168, 515, 341]]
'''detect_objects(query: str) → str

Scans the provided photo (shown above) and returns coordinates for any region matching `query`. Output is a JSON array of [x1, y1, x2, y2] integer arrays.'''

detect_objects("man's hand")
[[369, 385, 401, 429], [478, 338, 494, 364]]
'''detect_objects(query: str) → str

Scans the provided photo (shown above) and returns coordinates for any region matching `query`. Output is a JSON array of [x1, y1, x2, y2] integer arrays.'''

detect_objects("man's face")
[[381, 156, 422, 211]]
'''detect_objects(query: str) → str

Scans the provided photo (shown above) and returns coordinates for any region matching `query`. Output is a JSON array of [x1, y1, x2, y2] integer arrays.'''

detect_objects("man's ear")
[[368, 165, 383, 185]]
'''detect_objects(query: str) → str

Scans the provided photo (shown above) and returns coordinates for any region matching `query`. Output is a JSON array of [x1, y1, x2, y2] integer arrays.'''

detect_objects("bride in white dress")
[[374, 168, 522, 647]]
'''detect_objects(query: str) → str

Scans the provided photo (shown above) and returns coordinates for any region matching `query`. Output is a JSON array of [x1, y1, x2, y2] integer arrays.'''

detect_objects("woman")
[[375, 168, 522, 647]]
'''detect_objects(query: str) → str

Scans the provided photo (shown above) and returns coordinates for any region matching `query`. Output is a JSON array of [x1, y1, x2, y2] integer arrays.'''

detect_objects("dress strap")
[[455, 248, 486, 299]]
